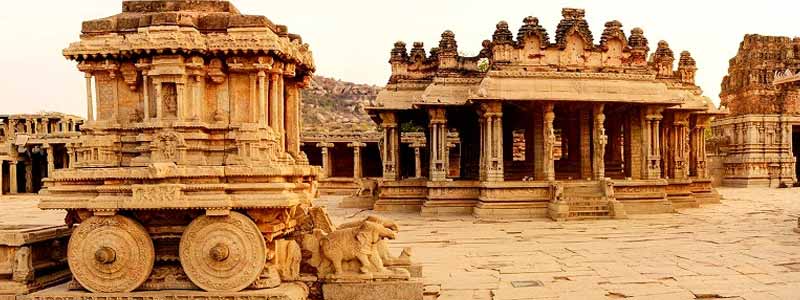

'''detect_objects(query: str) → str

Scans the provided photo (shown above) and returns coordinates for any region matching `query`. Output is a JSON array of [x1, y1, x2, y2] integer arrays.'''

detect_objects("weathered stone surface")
[[0, 225, 72, 299], [24, 282, 309, 300], [322, 279, 423, 300], [711, 34, 800, 187]]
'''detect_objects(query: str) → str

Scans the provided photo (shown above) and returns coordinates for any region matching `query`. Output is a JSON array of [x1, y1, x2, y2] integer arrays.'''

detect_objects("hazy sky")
[[1, 0, 798, 117]]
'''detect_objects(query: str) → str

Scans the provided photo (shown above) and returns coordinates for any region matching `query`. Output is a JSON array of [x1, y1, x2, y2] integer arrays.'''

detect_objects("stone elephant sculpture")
[[300, 221, 396, 277], [321, 221, 396, 275], [337, 215, 410, 266]]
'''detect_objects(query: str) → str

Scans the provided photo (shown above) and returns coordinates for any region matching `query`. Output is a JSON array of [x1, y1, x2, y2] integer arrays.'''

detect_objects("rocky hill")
[[301, 76, 381, 133]]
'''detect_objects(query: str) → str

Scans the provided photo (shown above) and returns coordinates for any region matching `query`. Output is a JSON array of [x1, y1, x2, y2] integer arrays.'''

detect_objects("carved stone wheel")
[[179, 211, 266, 292], [68, 215, 155, 293]]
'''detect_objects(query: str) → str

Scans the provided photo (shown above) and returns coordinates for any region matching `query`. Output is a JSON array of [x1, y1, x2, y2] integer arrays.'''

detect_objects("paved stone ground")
[[2, 188, 800, 299]]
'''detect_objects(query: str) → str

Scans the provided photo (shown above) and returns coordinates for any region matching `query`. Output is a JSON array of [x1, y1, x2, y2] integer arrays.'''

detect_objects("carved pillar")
[[689, 115, 709, 178], [176, 82, 186, 121], [380, 112, 399, 181], [543, 103, 556, 181], [579, 110, 592, 179], [269, 71, 281, 140], [482, 102, 504, 182], [593, 104, 607, 180], [66, 144, 74, 169], [317, 142, 334, 178], [142, 74, 150, 121], [348, 142, 366, 179], [9, 161, 17, 194], [24, 160, 32, 193], [278, 73, 286, 152], [428, 107, 448, 181], [155, 81, 163, 120], [670, 112, 690, 180], [411, 144, 424, 178], [643, 107, 663, 179], [285, 80, 301, 158], [44, 144, 54, 177], [84, 73, 94, 122], [257, 71, 268, 126]]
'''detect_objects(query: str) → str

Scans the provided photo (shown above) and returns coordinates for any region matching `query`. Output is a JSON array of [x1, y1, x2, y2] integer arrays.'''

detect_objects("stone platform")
[[24, 283, 310, 300], [0, 225, 72, 300]]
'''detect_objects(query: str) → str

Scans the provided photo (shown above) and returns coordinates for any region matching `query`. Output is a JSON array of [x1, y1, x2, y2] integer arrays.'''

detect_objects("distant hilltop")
[[301, 76, 381, 133]]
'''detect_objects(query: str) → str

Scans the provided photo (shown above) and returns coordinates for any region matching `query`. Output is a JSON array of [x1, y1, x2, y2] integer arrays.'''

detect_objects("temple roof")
[[63, 0, 314, 71], [370, 7, 718, 116]]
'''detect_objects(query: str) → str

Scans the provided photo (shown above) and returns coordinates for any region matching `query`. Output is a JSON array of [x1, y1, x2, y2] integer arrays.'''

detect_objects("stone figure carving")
[[353, 177, 378, 198], [337, 216, 411, 266], [322, 221, 396, 275], [274, 239, 302, 281], [12, 246, 34, 282], [301, 220, 400, 278]]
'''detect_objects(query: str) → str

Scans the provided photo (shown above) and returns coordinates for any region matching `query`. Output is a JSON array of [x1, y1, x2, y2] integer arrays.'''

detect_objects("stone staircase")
[[563, 183, 611, 220], [548, 179, 626, 221]]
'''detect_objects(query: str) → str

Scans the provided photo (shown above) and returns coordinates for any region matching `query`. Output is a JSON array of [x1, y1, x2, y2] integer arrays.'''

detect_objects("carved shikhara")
[[32, 1, 419, 298]]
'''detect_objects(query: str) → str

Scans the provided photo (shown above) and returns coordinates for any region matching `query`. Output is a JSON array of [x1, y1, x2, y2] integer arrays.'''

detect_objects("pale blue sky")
[[1, 0, 797, 117]]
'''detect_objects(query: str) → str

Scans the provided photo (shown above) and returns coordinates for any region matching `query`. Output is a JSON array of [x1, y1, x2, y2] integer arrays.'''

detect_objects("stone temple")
[[367, 8, 724, 219], [20, 1, 423, 300], [709, 34, 800, 187]]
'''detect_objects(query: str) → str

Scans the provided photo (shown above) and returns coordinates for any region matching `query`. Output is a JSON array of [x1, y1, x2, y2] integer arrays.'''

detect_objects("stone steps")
[[565, 196, 611, 219]]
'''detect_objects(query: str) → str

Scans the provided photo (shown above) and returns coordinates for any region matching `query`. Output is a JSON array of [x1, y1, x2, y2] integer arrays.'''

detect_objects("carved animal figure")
[[319, 221, 396, 275], [353, 178, 378, 197], [337, 216, 410, 266], [274, 239, 301, 281]]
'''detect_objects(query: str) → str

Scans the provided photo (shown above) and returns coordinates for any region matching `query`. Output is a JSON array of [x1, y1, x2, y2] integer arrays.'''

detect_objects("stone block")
[[322, 279, 423, 300], [24, 283, 309, 300], [0, 225, 72, 299]]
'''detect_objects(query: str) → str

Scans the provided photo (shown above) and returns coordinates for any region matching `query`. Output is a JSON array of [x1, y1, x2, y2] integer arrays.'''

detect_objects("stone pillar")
[[176, 82, 186, 121], [285, 80, 301, 158], [411, 143, 425, 178], [580, 110, 592, 179], [9, 161, 17, 194], [84, 73, 94, 122], [155, 81, 163, 120], [24, 160, 32, 193], [482, 102, 504, 182], [643, 107, 663, 179], [44, 144, 54, 177], [278, 73, 286, 152], [543, 103, 556, 181], [66, 144, 74, 169], [317, 142, 334, 178], [269, 71, 281, 140], [428, 108, 448, 181], [258, 71, 268, 126], [479, 116, 486, 181], [670, 112, 690, 180], [348, 142, 366, 179], [690, 115, 709, 178], [593, 104, 607, 180], [380, 112, 399, 181], [142, 75, 150, 121]]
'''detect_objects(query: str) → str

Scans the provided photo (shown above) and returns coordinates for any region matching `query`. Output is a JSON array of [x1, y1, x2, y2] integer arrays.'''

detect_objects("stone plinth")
[[322, 279, 423, 300], [421, 181, 480, 216], [0, 225, 72, 300], [23, 283, 309, 300]]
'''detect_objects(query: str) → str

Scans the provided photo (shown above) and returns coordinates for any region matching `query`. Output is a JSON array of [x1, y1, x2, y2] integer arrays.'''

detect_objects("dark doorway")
[[302, 143, 323, 167]]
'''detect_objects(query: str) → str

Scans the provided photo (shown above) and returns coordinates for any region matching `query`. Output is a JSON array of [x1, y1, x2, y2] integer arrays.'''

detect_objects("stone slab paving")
[[2, 188, 800, 300]]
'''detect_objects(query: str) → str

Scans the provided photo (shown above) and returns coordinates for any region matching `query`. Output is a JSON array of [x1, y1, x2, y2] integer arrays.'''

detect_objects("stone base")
[[319, 178, 358, 195], [473, 202, 548, 219], [420, 201, 476, 217], [722, 178, 795, 188], [322, 279, 423, 300], [620, 199, 676, 214], [374, 199, 424, 212], [338, 195, 376, 209], [24, 283, 310, 300]]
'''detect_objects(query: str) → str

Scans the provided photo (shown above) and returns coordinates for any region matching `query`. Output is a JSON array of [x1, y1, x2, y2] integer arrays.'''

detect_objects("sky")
[[0, 0, 798, 118]]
